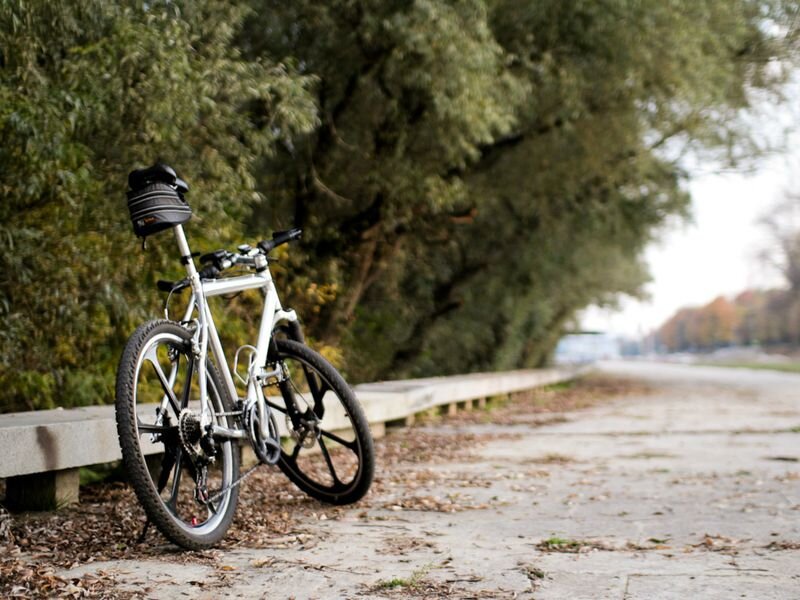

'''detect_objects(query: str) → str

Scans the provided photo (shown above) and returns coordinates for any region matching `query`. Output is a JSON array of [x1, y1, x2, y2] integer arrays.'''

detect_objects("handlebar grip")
[[286, 227, 303, 241], [257, 228, 303, 253]]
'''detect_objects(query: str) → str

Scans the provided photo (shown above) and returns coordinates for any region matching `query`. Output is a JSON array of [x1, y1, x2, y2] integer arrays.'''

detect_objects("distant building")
[[554, 332, 621, 364]]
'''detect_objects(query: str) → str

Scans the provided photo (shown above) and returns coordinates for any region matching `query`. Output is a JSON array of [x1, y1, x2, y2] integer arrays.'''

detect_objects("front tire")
[[266, 339, 374, 505], [115, 320, 240, 549]]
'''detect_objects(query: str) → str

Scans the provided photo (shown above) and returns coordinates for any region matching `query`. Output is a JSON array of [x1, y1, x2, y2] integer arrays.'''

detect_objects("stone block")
[[5, 468, 79, 512]]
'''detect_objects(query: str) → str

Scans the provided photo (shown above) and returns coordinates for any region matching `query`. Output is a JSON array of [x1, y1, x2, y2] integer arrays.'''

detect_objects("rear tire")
[[115, 320, 240, 549]]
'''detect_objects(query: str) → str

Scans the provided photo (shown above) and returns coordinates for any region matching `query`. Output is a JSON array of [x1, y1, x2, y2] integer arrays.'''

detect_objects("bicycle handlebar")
[[158, 228, 303, 293]]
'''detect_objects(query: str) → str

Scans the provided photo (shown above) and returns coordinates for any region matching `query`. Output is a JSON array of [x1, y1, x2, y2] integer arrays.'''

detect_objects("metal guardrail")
[[0, 365, 587, 510]]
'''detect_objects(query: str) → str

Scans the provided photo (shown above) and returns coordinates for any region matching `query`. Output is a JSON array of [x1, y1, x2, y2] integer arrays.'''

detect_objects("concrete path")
[[61, 361, 800, 598]]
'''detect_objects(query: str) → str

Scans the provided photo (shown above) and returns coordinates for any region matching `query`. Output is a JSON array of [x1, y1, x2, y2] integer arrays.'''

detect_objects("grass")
[[537, 537, 586, 551], [696, 361, 800, 374], [375, 564, 432, 590], [79, 461, 126, 486], [377, 578, 412, 590], [544, 380, 575, 392]]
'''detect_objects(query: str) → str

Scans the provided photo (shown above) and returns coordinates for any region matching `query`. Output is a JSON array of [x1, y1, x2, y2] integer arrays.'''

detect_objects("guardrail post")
[[5, 468, 80, 512], [386, 413, 416, 429], [370, 422, 386, 439]]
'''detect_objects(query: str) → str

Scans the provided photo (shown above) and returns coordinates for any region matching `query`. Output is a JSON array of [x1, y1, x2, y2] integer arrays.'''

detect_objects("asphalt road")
[[62, 361, 800, 599]]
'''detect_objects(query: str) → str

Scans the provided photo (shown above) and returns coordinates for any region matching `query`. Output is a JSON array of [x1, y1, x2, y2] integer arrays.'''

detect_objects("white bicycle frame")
[[170, 225, 298, 441]]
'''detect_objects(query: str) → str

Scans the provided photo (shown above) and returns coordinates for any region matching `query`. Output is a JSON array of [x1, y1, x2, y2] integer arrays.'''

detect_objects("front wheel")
[[266, 339, 374, 505], [115, 320, 240, 549]]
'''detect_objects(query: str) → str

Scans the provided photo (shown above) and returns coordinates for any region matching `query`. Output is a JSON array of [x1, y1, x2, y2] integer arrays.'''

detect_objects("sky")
[[581, 105, 800, 338]]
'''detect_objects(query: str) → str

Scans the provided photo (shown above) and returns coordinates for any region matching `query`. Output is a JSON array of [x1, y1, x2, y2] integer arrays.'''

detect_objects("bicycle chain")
[[203, 462, 265, 506]]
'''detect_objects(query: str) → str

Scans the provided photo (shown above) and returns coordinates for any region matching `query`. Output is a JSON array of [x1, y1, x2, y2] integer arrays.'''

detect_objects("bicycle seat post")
[[173, 224, 198, 277]]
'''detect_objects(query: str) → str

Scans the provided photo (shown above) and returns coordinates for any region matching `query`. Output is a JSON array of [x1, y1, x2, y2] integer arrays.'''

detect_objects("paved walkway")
[[62, 361, 800, 598]]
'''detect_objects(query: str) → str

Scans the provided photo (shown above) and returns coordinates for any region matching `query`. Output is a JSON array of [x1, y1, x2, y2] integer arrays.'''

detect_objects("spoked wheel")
[[265, 339, 374, 505], [115, 320, 240, 549]]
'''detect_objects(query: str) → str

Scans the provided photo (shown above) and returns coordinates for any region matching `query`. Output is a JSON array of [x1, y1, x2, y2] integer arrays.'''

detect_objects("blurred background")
[[2, 0, 800, 413]]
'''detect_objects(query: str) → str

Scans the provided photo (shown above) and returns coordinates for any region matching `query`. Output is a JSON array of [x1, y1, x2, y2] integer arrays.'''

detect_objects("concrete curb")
[[0, 365, 588, 509]]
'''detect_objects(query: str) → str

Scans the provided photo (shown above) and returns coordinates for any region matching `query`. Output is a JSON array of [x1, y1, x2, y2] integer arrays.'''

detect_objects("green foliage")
[[250, 0, 798, 380], [0, 0, 317, 411], [0, 0, 798, 412]]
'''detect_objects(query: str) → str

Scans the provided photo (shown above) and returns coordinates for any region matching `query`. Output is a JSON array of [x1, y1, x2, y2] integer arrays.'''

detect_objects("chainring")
[[246, 403, 281, 464]]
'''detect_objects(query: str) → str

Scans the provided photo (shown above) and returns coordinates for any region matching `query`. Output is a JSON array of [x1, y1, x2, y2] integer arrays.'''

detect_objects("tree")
[[760, 193, 800, 292], [656, 297, 739, 352], [0, 0, 317, 411], [245, 0, 799, 379], [1, 0, 799, 412]]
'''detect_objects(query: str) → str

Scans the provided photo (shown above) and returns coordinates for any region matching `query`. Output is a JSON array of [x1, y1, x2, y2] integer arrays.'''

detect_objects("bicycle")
[[115, 163, 375, 549]]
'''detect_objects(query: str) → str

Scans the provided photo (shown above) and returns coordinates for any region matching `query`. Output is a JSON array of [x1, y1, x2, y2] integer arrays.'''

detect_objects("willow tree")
[[243, 0, 799, 380], [0, 0, 317, 411], [1, 0, 798, 413]]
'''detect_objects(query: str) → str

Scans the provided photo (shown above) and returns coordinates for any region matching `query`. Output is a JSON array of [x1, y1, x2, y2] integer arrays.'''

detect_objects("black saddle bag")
[[126, 165, 192, 238]]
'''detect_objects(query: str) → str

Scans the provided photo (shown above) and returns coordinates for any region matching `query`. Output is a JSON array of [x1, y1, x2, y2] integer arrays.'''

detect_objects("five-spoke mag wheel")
[[266, 339, 375, 505]]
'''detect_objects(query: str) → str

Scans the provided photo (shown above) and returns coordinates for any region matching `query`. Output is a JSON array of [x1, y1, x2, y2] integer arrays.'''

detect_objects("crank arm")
[[210, 425, 248, 440]]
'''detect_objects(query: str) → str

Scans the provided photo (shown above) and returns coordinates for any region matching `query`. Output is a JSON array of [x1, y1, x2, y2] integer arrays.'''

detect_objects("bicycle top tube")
[[203, 273, 272, 298]]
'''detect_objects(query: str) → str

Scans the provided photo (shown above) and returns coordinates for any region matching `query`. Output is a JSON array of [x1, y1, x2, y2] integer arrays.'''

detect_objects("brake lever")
[[198, 265, 220, 280], [157, 278, 190, 293], [200, 249, 230, 265]]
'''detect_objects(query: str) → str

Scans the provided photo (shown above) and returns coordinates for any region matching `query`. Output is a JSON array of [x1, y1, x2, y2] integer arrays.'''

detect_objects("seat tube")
[[254, 280, 278, 439], [173, 225, 211, 425]]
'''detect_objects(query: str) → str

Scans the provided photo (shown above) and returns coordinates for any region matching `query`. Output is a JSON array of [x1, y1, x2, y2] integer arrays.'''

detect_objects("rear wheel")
[[115, 320, 240, 549], [265, 339, 374, 504]]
